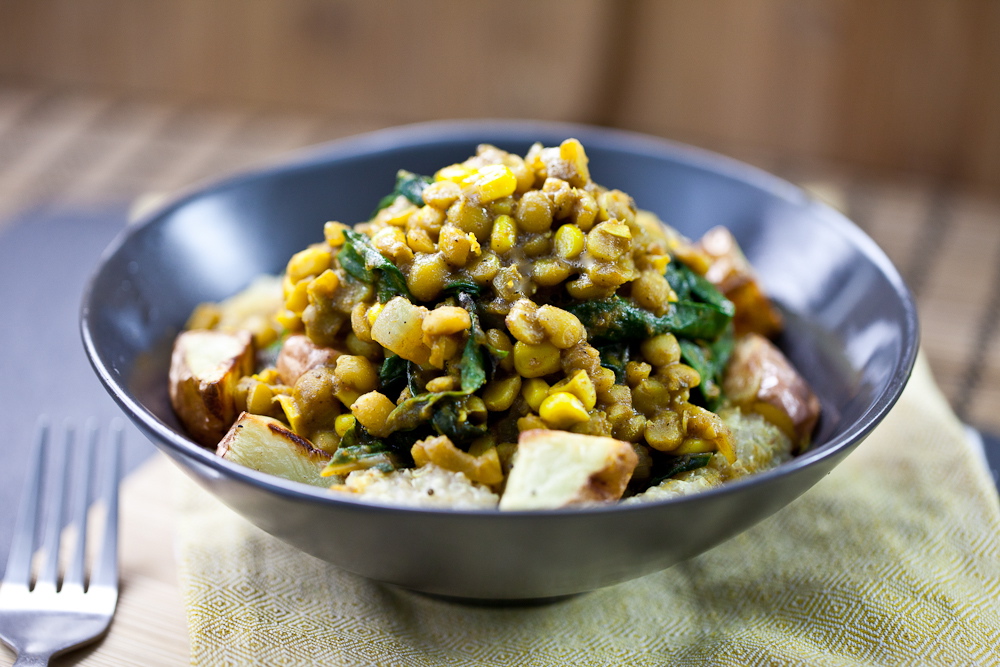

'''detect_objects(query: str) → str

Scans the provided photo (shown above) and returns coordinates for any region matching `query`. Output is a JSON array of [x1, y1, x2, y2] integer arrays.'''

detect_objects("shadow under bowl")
[[81, 121, 918, 601]]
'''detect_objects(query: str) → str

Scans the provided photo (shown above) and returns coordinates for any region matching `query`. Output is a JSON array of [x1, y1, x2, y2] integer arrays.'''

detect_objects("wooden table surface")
[[1, 84, 998, 665]]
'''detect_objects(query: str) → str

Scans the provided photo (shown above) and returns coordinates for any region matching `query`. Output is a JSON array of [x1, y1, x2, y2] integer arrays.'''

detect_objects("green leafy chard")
[[678, 327, 734, 410], [566, 295, 733, 343], [442, 279, 483, 298], [378, 354, 408, 396], [596, 342, 630, 384], [372, 170, 434, 215], [338, 229, 412, 303], [649, 452, 714, 486]]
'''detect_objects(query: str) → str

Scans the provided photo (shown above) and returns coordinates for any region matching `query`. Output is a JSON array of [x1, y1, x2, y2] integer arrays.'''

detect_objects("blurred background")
[[0, 0, 998, 432]]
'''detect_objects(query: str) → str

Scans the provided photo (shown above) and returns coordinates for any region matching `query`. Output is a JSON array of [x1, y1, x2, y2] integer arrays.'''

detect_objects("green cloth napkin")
[[174, 354, 1000, 666]]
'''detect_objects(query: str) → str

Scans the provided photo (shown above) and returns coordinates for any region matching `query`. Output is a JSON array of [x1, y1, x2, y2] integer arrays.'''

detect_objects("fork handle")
[[14, 652, 50, 666]]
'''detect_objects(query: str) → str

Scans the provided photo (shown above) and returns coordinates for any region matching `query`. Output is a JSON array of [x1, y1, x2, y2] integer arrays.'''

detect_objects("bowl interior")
[[81, 122, 918, 598]]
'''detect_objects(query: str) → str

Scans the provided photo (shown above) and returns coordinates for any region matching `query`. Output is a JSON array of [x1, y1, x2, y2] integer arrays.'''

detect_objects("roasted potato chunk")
[[218, 412, 331, 487], [697, 226, 783, 338], [723, 333, 820, 449], [169, 329, 254, 446], [499, 430, 639, 510], [276, 334, 340, 385]]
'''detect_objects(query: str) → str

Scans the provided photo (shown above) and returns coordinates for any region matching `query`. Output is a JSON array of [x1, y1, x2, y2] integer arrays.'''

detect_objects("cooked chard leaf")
[[459, 336, 487, 393], [457, 291, 489, 391], [679, 326, 735, 409], [649, 452, 714, 486], [566, 296, 733, 344], [431, 397, 489, 444], [385, 389, 468, 434], [372, 170, 434, 215], [338, 229, 412, 302], [596, 342, 630, 383], [666, 261, 733, 313], [378, 354, 408, 395], [443, 279, 483, 298], [322, 428, 398, 476]]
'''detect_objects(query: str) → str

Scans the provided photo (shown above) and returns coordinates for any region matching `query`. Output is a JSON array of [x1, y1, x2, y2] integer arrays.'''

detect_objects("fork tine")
[[2, 420, 48, 588], [89, 422, 122, 591], [35, 424, 73, 593], [62, 420, 98, 592]]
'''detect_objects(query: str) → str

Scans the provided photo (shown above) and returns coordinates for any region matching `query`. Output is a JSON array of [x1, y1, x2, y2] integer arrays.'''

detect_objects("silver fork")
[[0, 420, 121, 666]]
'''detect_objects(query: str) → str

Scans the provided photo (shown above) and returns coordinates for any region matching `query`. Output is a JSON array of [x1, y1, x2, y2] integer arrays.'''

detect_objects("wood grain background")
[[1, 0, 998, 192]]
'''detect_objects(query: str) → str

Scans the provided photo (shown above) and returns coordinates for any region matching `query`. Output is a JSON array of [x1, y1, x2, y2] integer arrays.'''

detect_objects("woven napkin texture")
[[174, 354, 1000, 666]]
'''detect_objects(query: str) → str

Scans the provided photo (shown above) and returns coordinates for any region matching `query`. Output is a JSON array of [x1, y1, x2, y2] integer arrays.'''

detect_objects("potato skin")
[[723, 333, 820, 448], [697, 226, 783, 338], [276, 334, 340, 385], [169, 330, 254, 447]]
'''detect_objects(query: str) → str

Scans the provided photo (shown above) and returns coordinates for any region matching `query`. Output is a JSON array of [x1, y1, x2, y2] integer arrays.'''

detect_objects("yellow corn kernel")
[[643, 411, 683, 451], [408, 205, 446, 235], [376, 197, 417, 227], [366, 303, 384, 326], [435, 163, 478, 184], [548, 370, 596, 411], [592, 366, 617, 397], [586, 220, 632, 261], [539, 392, 590, 429], [406, 252, 451, 302], [324, 221, 350, 247], [515, 190, 554, 233], [571, 191, 599, 231], [334, 414, 356, 437], [466, 251, 501, 283], [335, 355, 378, 393], [521, 378, 550, 411], [513, 341, 562, 378], [640, 333, 681, 367], [309, 269, 340, 297], [535, 305, 585, 349], [467, 232, 481, 256], [650, 254, 671, 275], [438, 224, 473, 267], [625, 360, 652, 387], [673, 438, 717, 455], [559, 138, 590, 185], [287, 246, 331, 284], [255, 368, 280, 384], [422, 305, 472, 337], [482, 375, 522, 412], [470, 164, 518, 203], [284, 279, 310, 314], [531, 258, 571, 287], [553, 223, 585, 259], [274, 309, 302, 332], [336, 388, 362, 410], [351, 391, 396, 437], [246, 381, 274, 415], [490, 214, 517, 254], [421, 180, 462, 209], [425, 376, 457, 393], [406, 227, 436, 254], [276, 394, 305, 434], [597, 190, 636, 226]]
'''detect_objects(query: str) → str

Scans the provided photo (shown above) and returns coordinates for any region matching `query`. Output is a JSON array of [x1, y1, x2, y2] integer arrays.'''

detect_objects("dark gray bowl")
[[81, 121, 918, 601]]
